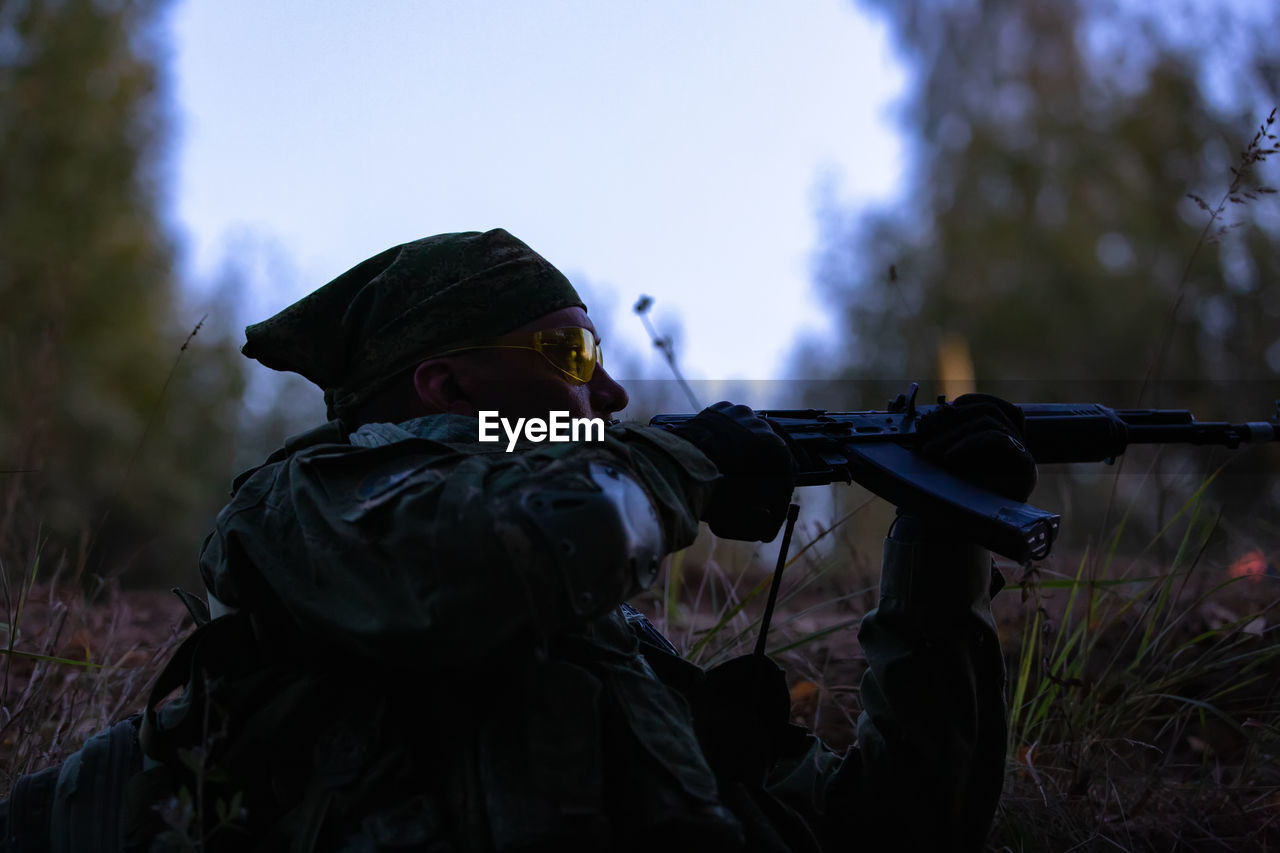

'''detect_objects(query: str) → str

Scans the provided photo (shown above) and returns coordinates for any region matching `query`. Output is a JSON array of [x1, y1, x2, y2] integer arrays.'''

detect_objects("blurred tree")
[[807, 0, 1280, 548], [0, 0, 245, 584]]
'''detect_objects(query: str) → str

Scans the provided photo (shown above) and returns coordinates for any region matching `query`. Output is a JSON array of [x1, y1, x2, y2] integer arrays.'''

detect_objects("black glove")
[[914, 393, 1038, 502], [668, 401, 794, 541], [696, 654, 791, 783]]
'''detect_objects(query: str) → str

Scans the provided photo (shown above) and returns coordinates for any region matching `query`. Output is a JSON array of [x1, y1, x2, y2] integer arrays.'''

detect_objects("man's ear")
[[412, 360, 476, 416]]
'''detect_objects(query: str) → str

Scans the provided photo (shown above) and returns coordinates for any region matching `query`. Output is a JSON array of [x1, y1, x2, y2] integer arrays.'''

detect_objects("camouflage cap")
[[242, 229, 585, 421]]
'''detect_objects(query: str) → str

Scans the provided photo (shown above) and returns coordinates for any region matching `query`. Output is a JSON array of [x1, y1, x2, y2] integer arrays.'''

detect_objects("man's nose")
[[590, 366, 629, 418]]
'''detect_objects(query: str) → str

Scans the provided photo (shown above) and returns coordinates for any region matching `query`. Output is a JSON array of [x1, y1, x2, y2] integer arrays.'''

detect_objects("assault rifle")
[[650, 383, 1280, 563]]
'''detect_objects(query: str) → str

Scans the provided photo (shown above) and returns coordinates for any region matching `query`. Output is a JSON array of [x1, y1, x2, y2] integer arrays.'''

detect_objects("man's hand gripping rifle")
[[651, 383, 1280, 564]]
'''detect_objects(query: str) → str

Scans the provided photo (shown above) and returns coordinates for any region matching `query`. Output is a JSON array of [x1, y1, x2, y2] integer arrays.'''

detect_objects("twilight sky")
[[167, 1, 907, 382]]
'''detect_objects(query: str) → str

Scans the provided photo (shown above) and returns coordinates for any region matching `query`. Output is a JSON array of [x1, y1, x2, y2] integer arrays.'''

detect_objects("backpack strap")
[[138, 612, 256, 767]]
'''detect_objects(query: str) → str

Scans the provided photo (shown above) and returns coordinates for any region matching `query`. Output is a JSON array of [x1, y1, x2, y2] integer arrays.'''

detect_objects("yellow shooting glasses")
[[430, 326, 603, 384]]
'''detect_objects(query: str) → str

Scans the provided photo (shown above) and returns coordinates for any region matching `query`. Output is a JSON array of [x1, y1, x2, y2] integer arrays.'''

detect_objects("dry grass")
[[0, 560, 190, 794], [0, 497, 1277, 851]]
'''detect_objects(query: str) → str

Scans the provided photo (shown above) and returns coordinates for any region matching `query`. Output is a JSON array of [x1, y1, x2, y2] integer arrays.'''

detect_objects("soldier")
[[2, 229, 1034, 852]]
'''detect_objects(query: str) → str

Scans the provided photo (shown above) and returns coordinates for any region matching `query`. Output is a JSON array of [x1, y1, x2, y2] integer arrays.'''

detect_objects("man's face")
[[427, 306, 629, 422]]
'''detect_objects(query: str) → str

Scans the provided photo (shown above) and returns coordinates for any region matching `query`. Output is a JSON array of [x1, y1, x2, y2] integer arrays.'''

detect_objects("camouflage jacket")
[[124, 415, 1006, 853]]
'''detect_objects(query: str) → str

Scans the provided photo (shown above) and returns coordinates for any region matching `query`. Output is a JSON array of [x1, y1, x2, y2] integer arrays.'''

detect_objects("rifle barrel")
[[1020, 404, 1278, 463]]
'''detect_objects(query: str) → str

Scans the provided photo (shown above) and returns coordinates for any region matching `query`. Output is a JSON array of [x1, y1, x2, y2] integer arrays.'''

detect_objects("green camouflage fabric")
[[128, 418, 1006, 852], [241, 229, 585, 422]]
